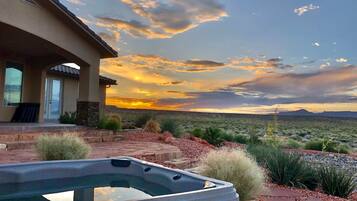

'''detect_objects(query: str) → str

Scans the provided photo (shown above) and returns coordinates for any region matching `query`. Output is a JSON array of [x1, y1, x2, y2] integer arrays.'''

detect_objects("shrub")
[[134, 114, 153, 128], [144, 119, 161, 133], [36, 135, 91, 160], [59, 112, 77, 124], [202, 127, 224, 146], [247, 128, 262, 145], [265, 150, 318, 190], [282, 139, 303, 149], [337, 144, 351, 154], [98, 115, 122, 131], [199, 149, 265, 201], [304, 139, 339, 153], [105, 116, 122, 131], [221, 132, 234, 142], [246, 144, 279, 165], [161, 119, 183, 137], [191, 128, 204, 138], [318, 167, 356, 198], [233, 134, 249, 144]]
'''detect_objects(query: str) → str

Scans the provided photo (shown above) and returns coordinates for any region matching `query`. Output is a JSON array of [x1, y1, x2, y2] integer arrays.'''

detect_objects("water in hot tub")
[[0, 174, 172, 201]]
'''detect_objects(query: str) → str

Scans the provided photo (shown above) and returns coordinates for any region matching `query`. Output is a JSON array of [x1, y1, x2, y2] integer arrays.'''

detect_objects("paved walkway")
[[0, 141, 182, 164]]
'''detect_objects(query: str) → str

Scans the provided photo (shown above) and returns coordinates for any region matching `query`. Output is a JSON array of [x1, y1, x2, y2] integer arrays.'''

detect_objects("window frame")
[[3, 62, 24, 107]]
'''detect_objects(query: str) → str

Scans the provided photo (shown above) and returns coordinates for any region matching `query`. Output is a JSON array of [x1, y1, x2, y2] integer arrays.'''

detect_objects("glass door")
[[44, 78, 62, 120]]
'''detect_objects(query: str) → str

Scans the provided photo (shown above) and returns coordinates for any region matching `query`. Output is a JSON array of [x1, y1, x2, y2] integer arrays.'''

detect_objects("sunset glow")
[[62, 0, 357, 114]]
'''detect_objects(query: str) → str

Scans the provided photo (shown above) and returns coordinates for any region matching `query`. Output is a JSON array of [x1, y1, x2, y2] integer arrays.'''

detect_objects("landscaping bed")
[[122, 130, 357, 201]]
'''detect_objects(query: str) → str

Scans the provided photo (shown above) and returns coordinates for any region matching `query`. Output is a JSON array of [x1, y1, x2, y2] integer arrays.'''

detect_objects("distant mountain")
[[279, 109, 357, 118]]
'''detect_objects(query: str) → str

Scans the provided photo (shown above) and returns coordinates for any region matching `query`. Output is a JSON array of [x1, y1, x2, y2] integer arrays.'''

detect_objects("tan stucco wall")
[[46, 73, 107, 118], [0, 0, 102, 103]]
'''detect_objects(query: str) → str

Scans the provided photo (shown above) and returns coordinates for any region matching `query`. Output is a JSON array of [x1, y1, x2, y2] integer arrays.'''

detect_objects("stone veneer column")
[[76, 101, 99, 127], [77, 61, 100, 127]]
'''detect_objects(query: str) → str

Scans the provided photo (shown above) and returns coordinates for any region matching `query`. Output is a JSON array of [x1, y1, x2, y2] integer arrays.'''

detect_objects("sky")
[[61, 0, 357, 114]]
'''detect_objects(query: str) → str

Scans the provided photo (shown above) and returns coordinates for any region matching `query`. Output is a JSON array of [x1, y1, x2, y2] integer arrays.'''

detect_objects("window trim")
[[3, 62, 24, 107]]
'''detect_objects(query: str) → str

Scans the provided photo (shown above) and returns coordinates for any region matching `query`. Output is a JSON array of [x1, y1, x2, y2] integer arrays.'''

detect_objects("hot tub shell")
[[0, 157, 238, 201]]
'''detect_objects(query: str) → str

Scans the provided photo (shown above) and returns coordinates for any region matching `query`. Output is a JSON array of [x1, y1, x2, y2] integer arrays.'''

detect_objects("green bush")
[[202, 127, 224, 146], [304, 139, 339, 153], [59, 112, 77, 124], [318, 167, 356, 198], [247, 128, 262, 144], [144, 119, 161, 133], [161, 119, 183, 137], [337, 144, 351, 154], [246, 144, 279, 165], [233, 134, 249, 144], [265, 150, 318, 190], [134, 114, 153, 128], [282, 139, 303, 149], [221, 132, 235, 142], [191, 128, 204, 138], [98, 115, 122, 131], [36, 135, 91, 160], [199, 149, 265, 201]]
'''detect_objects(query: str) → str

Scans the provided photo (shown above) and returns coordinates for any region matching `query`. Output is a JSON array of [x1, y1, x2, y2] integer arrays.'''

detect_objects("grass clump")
[[36, 135, 91, 160], [246, 144, 279, 165], [202, 127, 224, 146], [161, 119, 183, 137], [318, 167, 356, 198], [59, 112, 77, 124], [191, 128, 204, 138], [144, 119, 161, 133], [98, 115, 122, 131], [199, 149, 265, 201], [134, 114, 153, 128], [304, 138, 349, 153], [265, 150, 318, 190], [233, 134, 249, 144], [282, 139, 303, 149]]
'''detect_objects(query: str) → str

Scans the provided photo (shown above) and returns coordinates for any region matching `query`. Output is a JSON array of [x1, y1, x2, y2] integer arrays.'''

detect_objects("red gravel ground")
[[122, 131, 357, 201]]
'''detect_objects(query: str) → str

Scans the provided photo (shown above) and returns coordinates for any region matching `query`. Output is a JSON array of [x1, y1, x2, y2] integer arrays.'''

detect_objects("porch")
[[0, 0, 117, 126]]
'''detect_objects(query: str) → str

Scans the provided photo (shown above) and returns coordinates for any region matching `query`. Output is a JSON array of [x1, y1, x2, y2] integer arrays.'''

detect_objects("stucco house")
[[0, 0, 118, 126]]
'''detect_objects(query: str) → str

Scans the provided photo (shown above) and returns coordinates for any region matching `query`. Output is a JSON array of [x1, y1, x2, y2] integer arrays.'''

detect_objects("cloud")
[[336, 58, 348, 63], [227, 57, 293, 74], [229, 66, 357, 98], [294, 4, 319, 16], [98, 31, 121, 48], [312, 42, 320, 47], [95, 0, 227, 39]]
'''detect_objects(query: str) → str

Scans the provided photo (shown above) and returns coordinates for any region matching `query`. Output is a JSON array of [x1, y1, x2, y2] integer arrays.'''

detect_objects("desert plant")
[[191, 128, 204, 138], [247, 127, 262, 145], [97, 115, 122, 131], [134, 114, 153, 128], [144, 119, 161, 133], [36, 135, 91, 160], [305, 139, 339, 153], [59, 112, 77, 124], [318, 167, 356, 198], [337, 144, 351, 154], [199, 149, 265, 201], [265, 150, 318, 190], [283, 139, 303, 149], [105, 116, 122, 131], [221, 132, 235, 142], [233, 134, 249, 144], [202, 127, 224, 146], [246, 144, 279, 165], [161, 119, 183, 137]]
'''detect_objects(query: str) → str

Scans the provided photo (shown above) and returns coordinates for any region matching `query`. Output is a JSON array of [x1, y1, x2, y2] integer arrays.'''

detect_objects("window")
[[3, 63, 23, 106]]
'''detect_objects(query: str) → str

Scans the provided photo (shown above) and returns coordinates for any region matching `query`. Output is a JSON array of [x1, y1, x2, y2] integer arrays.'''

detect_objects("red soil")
[[122, 131, 357, 201]]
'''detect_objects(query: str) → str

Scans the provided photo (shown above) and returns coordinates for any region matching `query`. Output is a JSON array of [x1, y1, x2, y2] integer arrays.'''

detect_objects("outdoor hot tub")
[[0, 157, 238, 201]]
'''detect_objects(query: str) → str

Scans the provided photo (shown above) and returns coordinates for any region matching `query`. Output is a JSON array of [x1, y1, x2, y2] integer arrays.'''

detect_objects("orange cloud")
[[106, 97, 190, 110]]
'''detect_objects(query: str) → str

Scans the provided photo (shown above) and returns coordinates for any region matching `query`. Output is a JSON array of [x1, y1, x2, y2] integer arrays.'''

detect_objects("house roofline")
[[48, 0, 118, 58]]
